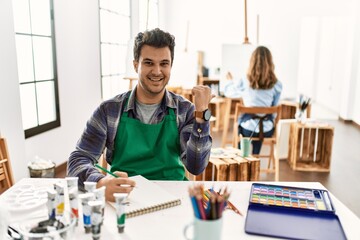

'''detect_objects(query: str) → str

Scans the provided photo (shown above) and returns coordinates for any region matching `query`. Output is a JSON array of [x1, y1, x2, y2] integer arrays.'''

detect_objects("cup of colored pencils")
[[296, 95, 311, 123], [184, 184, 239, 240]]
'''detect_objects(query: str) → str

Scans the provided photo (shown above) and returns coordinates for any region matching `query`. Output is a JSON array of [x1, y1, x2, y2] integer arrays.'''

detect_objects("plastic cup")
[[241, 138, 251, 157]]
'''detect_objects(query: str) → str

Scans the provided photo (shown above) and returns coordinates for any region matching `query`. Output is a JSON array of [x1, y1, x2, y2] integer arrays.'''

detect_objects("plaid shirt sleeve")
[[176, 96, 212, 175], [67, 94, 125, 190], [67, 104, 108, 189]]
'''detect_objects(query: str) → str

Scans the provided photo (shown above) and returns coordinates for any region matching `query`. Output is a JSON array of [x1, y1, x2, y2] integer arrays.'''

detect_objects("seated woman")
[[223, 46, 282, 154]]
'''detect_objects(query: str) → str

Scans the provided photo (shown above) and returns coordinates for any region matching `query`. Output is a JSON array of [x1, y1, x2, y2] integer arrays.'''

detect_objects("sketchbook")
[[108, 175, 181, 218], [245, 183, 346, 240]]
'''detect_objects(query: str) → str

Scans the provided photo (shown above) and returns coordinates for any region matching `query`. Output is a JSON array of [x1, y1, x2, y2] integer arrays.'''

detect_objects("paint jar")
[[15, 211, 76, 239], [28, 156, 55, 178], [295, 110, 306, 124], [241, 138, 251, 157]]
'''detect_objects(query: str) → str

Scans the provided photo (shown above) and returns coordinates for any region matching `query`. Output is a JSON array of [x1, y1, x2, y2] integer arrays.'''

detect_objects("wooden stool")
[[123, 77, 138, 90], [189, 148, 260, 181]]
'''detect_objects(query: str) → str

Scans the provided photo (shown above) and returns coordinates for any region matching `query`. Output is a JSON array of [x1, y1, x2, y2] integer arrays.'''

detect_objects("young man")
[[67, 28, 213, 201]]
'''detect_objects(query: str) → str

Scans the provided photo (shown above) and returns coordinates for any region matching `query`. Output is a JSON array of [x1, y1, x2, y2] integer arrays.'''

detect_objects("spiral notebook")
[[108, 175, 181, 218]]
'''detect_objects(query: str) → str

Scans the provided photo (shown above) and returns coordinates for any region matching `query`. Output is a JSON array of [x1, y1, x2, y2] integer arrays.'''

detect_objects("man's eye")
[[161, 62, 169, 66], [144, 61, 152, 65]]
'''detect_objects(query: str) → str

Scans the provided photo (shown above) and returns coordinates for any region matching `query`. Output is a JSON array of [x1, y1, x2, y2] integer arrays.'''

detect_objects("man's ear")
[[133, 60, 138, 73]]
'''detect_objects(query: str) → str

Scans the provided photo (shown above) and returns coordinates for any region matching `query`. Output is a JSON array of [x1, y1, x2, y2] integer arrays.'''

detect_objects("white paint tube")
[[84, 182, 97, 193], [79, 192, 95, 233], [88, 200, 104, 240], [55, 182, 65, 217], [47, 188, 56, 220], [113, 193, 128, 233], [66, 177, 79, 225], [93, 186, 106, 219]]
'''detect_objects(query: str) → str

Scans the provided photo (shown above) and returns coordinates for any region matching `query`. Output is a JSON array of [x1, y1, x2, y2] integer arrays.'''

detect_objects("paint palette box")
[[245, 183, 347, 240]]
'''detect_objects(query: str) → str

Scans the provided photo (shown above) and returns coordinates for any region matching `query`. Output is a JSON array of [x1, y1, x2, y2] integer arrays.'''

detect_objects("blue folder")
[[244, 183, 347, 240]]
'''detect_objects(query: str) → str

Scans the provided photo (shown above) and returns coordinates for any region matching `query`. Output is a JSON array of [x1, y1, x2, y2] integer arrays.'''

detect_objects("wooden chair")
[[0, 137, 15, 194], [232, 104, 281, 181], [221, 97, 243, 147], [166, 86, 183, 94]]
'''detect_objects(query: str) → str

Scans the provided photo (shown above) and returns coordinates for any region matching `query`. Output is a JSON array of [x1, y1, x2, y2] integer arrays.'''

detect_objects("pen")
[[95, 164, 118, 178]]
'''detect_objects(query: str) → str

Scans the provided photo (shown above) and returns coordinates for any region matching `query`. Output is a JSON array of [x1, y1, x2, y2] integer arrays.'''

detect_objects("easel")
[[0, 137, 14, 193]]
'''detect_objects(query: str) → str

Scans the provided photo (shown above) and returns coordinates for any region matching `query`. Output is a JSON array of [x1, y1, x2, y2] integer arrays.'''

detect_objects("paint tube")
[[88, 200, 104, 240], [66, 177, 79, 225], [68, 188, 79, 226], [47, 188, 56, 220], [55, 183, 65, 217], [79, 193, 95, 233], [113, 193, 128, 233], [65, 177, 78, 190], [93, 186, 106, 220], [84, 182, 97, 193]]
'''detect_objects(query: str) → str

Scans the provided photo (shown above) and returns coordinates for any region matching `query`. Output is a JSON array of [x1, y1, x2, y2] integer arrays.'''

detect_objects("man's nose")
[[152, 64, 161, 75]]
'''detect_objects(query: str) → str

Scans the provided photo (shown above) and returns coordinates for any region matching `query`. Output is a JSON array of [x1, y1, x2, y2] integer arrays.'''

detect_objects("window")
[[99, 0, 160, 100], [99, 0, 131, 100], [139, 0, 159, 31], [12, 0, 60, 138]]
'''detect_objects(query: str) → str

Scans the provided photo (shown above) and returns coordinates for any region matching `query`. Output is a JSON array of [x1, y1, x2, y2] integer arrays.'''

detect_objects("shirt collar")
[[125, 85, 177, 112]]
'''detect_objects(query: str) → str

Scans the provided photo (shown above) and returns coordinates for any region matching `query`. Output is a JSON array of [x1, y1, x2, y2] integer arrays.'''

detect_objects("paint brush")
[[95, 164, 118, 178]]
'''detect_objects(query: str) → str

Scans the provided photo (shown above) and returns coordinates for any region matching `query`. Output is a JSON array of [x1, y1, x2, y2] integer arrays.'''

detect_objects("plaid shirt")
[[68, 87, 212, 187]]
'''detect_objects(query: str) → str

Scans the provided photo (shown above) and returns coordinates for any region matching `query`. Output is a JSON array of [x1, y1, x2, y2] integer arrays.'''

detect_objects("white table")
[[2, 179, 360, 239]]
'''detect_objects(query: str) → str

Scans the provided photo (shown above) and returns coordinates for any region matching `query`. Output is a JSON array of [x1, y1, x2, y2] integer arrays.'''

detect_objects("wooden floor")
[[56, 118, 360, 218]]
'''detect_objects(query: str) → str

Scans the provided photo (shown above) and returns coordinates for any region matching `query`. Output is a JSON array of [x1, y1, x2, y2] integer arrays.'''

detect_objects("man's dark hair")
[[133, 28, 176, 65]]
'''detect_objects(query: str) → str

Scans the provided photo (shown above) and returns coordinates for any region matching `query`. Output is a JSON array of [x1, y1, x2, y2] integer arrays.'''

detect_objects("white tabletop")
[[80, 181, 359, 239], [2, 180, 360, 239]]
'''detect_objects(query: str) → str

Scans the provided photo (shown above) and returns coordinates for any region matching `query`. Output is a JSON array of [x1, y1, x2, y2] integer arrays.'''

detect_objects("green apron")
[[110, 105, 186, 180]]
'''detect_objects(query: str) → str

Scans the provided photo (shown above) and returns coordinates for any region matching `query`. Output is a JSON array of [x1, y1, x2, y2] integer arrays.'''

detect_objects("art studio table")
[[1, 179, 359, 239]]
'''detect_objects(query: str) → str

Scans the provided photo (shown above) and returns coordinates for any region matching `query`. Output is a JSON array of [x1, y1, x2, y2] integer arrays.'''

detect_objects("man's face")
[[133, 45, 171, 99]]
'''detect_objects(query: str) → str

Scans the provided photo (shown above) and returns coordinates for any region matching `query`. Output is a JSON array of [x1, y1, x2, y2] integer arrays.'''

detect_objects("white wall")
[[1, 0, 103, 181], [24, 0, 102, 167], [161, 0, 359, 124], [345, 0, 360, 124], [0, 0, 28, 181]]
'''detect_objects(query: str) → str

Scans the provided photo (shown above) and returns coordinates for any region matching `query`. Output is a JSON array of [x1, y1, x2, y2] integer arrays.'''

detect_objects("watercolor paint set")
[[249, 183, 334, 212], [245, 183, 346, 240]]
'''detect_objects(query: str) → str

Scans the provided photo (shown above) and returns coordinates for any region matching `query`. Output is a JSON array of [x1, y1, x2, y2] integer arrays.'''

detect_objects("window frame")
[[13, 0, 61, 138], [99, 0, 132, 100]]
